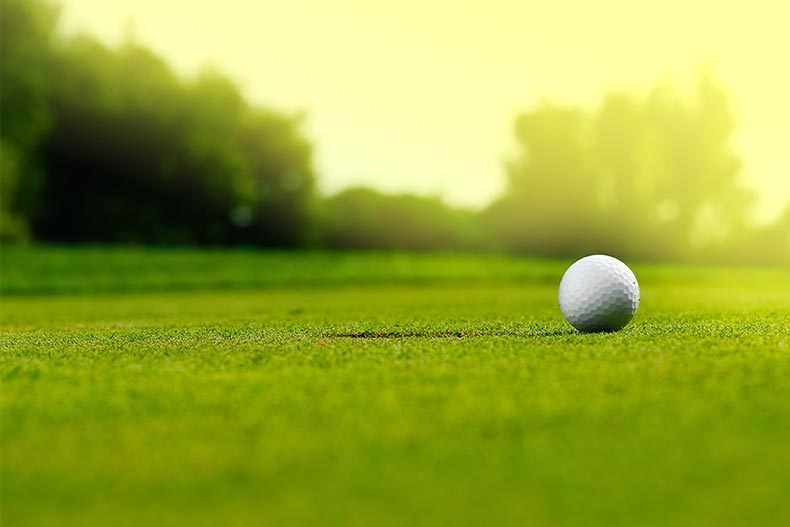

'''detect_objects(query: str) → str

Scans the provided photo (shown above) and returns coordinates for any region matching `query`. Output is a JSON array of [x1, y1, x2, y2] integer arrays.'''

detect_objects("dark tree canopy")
[[1, 0, 315, 246]]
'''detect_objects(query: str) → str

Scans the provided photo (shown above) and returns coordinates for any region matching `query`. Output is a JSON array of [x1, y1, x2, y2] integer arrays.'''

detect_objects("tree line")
[[2, 0, 787, 264]]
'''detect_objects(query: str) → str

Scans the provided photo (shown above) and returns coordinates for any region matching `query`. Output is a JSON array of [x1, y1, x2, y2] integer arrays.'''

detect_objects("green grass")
[[2, 247, 790, 526]]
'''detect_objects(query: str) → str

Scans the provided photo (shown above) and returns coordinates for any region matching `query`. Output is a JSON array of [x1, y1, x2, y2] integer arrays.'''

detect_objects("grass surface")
[[2, 247, 790, 526]]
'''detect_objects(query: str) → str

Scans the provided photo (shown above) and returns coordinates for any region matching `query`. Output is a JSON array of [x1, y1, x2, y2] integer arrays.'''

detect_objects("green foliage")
[[0, 0, 57, 149], [0, 141, 30, 241], [485, 77, 771, 262], [0, 0, 59, 240], [321, 188, 488, 250], [1, 0, 315, 245], [2, 251, 790, 526], [707, 206, 790, 265]]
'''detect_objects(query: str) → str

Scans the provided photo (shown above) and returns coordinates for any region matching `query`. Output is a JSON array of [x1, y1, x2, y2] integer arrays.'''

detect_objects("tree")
[[0, 0, 59, 241], [483, 103, 600, 255], [1, 0, 316, 245], [321, 188, 486, 251], [485, 76, 756, 261]]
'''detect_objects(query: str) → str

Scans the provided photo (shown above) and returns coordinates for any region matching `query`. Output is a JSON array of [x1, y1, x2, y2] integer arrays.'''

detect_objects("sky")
[[56, 0, 789, 222]]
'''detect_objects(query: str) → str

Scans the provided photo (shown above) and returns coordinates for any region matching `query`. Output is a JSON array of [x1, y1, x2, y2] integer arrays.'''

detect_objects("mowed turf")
[[2, 248, 789, 526]]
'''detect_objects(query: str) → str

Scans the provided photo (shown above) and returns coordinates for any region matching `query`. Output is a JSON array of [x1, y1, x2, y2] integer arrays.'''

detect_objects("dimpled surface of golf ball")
[[559, 255, 640, 332]]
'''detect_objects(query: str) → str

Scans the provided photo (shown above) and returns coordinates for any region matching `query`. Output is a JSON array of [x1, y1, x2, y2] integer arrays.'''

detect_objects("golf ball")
[[559, 255, 640, 332]]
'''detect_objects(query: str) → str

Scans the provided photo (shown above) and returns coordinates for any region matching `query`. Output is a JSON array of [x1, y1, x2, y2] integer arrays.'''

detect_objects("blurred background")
[[2, 0, 788, 264]]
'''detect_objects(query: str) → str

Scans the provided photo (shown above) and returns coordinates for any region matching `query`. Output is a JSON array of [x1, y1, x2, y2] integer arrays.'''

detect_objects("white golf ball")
[[559, 255, 640, 332]]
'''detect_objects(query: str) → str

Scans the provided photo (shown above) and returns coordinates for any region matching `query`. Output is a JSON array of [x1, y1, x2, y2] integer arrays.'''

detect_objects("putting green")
[[2, 248, 789, 526]]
